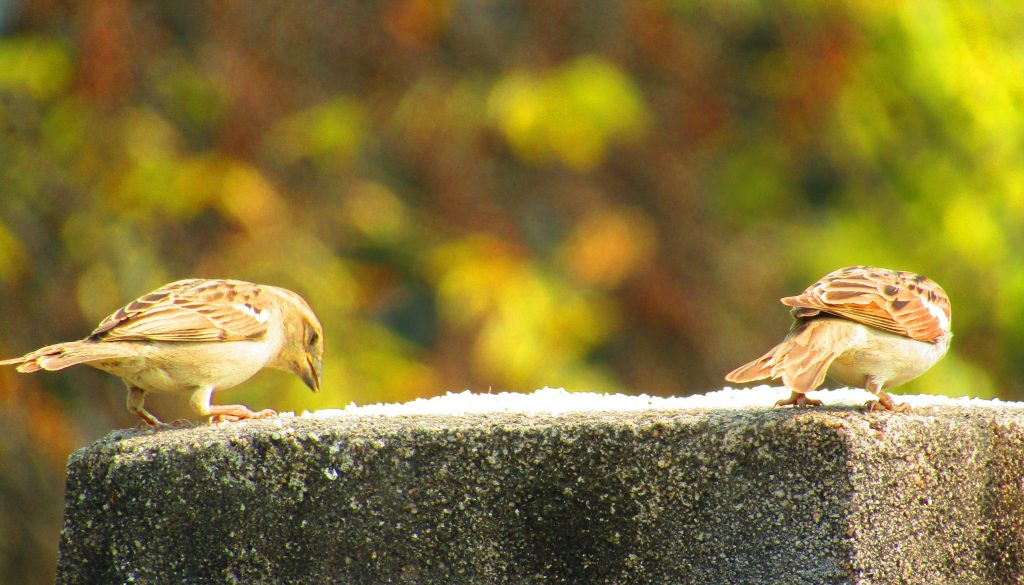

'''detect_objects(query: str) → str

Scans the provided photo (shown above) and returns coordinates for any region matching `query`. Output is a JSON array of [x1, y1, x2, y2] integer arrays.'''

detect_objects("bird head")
[[269, 286, 324, 392]]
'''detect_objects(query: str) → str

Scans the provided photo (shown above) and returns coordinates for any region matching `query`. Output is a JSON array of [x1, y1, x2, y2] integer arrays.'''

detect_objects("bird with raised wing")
[[0, 279, 324, 426], [725, 266, 951, 412]]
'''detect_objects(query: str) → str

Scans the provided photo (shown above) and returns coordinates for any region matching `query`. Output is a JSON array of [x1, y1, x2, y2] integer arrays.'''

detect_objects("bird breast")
[[826, 320, 951, 389], [93, 338, 281, 394]]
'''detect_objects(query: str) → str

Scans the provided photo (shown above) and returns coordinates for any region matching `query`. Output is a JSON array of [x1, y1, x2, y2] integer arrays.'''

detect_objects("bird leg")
[[189, 385, 276, 424], [127, 385, 165, 427], [775, 391, 823, 408], [863, 376, 911, 413]]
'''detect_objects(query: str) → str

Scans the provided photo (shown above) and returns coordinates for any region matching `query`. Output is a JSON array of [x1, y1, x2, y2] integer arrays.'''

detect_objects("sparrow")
[[0, 279, 324, 426], [725, 266, 951, 412]]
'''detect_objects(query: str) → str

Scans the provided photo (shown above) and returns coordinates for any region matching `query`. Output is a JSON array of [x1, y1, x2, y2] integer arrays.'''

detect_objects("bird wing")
[[88, 279, 272, 342], [779, 266, 951, 343]]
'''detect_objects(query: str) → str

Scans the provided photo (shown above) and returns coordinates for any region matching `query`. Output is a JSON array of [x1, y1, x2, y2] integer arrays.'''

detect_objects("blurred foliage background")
[[1, 0, 1022, 581]]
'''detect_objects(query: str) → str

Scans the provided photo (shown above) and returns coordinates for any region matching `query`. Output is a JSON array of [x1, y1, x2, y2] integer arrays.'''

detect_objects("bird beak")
[[301, 353, 322, 392]]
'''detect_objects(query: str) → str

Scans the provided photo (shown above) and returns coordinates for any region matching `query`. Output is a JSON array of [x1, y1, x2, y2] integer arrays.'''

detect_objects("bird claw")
[[864, 394, 911, 413], [135, 417, 194, 429], [775, 392, 823, 408], [209, 407, 277, 424]]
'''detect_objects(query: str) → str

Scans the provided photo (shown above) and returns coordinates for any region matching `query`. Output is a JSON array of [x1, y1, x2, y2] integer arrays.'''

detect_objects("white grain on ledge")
[[281, 387, 1021, 419]]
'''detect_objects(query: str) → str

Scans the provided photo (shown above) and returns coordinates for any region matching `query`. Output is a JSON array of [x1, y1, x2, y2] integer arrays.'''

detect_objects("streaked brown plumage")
[[1, 279, 324, 426], [725, 266, 952, 412]]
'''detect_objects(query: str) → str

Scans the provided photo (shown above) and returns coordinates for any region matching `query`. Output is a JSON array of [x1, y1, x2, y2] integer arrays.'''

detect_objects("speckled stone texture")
[[57, 405, 1024, 584]]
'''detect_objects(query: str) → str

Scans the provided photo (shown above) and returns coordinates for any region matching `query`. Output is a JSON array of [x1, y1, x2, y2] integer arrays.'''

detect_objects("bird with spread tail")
[[725, 266, 951, 412], [0, 279, 324, 426]]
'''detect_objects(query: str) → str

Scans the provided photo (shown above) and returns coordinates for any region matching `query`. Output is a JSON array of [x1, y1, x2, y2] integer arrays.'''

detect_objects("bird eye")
[[308, 331, 319, 346]]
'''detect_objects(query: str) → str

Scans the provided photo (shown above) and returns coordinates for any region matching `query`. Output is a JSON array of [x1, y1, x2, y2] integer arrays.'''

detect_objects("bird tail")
[[0, 341, 135, 373], [725, 319, 854, 393], [724, 350, 776, 385]]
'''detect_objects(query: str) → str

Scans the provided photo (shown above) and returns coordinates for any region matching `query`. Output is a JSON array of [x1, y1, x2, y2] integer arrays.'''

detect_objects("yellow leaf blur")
[[0, 36, 72, 100], [559, 208, 658, 288], [487, 56, 649, 169]]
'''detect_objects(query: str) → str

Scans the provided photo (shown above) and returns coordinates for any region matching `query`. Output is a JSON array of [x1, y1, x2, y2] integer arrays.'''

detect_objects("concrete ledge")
[[57, 389, 1024, 584]]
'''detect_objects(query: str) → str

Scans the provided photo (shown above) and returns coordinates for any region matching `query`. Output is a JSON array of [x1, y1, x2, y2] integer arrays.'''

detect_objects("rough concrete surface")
[[56, 391, 1024, 584]]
